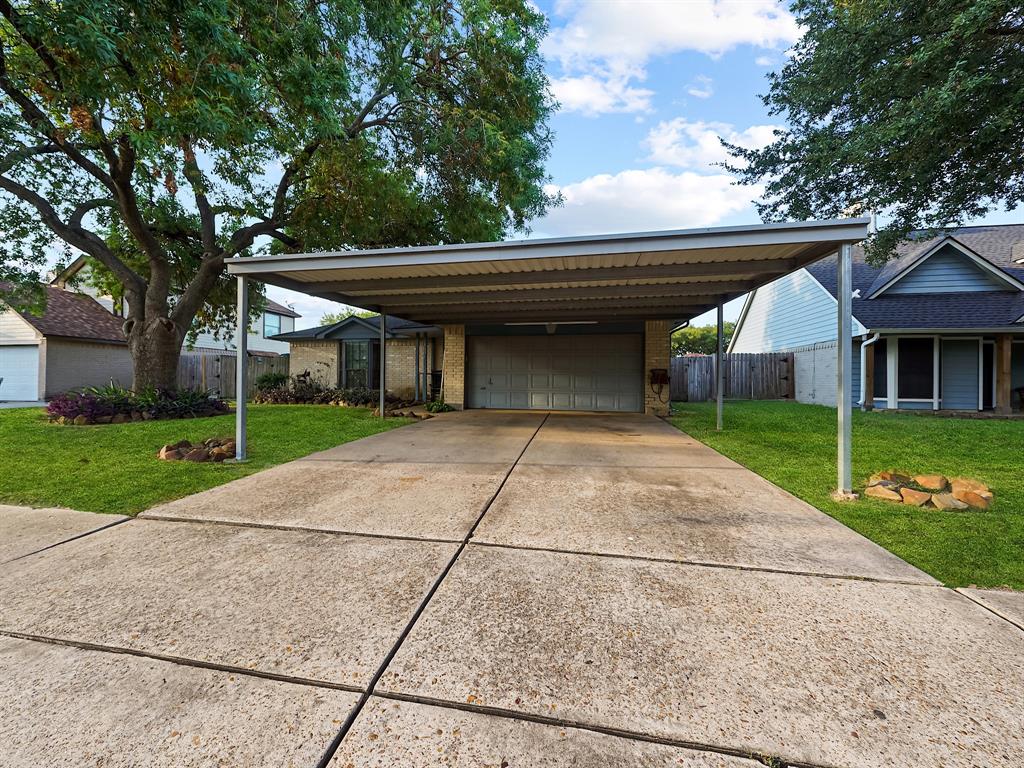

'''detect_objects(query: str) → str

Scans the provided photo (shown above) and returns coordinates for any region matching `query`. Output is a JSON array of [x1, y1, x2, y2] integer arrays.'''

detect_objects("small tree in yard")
[[729, 0, 1024, 260], [672, 322, 735, 356], [0, 0, 556, 389]]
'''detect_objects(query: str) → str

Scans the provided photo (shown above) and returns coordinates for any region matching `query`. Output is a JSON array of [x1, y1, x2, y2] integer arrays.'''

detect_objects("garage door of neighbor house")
[[0, 345, 40, 401], [467, 334, 643, 412]]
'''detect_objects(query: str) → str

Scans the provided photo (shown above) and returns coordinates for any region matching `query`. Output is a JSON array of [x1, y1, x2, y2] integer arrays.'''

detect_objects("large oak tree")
[[729, 0, 1024, 260], [0, 0, 555, 388]]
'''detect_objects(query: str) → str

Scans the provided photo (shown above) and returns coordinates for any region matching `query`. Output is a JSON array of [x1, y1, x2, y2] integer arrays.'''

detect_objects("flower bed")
[[253, 373, 395, 408], [47, 385, 229, 425]]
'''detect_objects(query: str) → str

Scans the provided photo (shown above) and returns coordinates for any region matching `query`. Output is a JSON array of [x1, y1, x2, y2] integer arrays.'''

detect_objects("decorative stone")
[[900, 488, 931, 507], [931, 493, 969, 511], [131, 411, 143, 421], [157, 444, 177, 459], [172, 439, 192, 450], [111, 413, 129, 424], [73, 415, 90, 426], [914, 474, 947, 491], [209, 447, 232, 462], [951, 478, 992, 500], [878, 470, 912, 484], [94, 415, 113, 424], [956, 491, 991, 510], [865, 484, 902, 502], [182, 448, 210, 462]]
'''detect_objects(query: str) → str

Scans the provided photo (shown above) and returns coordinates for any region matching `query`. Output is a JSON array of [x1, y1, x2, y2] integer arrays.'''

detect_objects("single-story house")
[[0, 284, 132, 401], [272, 314, 442, 400], [50, 257, 301, 356], [729, 224, 1024, 413]]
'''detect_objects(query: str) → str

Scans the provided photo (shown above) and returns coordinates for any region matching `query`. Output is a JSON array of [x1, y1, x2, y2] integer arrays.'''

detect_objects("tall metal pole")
[[837, 243, 853, 494], [234, 276, 248, 461], [716, 301, 724, 431], [379, 309, 386, 418]]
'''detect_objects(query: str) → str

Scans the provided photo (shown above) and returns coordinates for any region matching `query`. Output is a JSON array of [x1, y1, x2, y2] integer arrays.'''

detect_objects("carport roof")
[[226, 218, 870, 325]]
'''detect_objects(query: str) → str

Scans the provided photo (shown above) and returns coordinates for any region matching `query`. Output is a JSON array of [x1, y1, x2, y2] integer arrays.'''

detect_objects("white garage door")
[[0, 345, 40, 401], [467, 334, 643, 412]]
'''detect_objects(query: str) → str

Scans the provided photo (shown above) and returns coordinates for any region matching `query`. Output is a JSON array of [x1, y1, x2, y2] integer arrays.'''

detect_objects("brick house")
[[272, 315, 443, 401]]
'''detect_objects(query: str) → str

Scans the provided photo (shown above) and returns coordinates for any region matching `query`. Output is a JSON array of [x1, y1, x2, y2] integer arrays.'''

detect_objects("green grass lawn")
[[0, 405, 410, 516], [671, 401, 1024, 590]]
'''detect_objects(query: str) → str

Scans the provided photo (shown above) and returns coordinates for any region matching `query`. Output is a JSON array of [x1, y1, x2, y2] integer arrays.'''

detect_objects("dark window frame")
[[263, 312, 281, 338], [897, 337, 935, 400]]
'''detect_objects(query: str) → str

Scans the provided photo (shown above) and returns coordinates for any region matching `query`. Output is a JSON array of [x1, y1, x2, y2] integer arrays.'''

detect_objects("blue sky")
[[280, 0, 1018, 328]]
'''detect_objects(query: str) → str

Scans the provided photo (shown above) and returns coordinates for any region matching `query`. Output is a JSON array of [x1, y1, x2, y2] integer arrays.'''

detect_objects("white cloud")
[[544, 0, 799, 114], [686, 75, 714, 99], [550, 72, 654, 116], [755, 55, 775, 67], [533, 167, 760, 236], [644, 119, 780, 172]]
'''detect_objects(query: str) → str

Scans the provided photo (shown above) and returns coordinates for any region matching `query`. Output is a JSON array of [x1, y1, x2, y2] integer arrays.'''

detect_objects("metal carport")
[[225, 217, 868, 495]]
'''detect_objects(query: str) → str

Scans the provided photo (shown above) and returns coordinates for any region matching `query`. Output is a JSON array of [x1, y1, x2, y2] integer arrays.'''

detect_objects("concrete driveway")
[[1, 411, 1021, 767]]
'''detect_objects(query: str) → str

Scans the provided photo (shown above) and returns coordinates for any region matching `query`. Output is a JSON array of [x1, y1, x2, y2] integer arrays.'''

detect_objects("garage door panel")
[[467, 334, 642, 413], [0, 345, 40, 401]]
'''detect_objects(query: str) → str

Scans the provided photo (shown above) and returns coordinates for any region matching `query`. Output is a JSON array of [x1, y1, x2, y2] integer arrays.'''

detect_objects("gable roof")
[[804, 224, 1024, 330], [2, 285, 126, 343], [866, 236, 1024, 297], [271, 313, 436, 341], [263, 297, 300, 318]]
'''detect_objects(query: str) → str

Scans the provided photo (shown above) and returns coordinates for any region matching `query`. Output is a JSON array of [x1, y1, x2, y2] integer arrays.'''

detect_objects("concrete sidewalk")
[[0, 411, 1021, 767]]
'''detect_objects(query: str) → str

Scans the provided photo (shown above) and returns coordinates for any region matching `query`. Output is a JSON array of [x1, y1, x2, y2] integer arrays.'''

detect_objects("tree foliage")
[[320, 308, 375, 325], [672, 322, 735, 356], [728, 0, 1024, 261], [0, 0, 556, 387]]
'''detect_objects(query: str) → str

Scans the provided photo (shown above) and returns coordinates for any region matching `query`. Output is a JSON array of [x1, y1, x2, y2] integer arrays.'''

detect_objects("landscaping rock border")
[[157, 437, 236, 463], [865, 471, 993, 510]]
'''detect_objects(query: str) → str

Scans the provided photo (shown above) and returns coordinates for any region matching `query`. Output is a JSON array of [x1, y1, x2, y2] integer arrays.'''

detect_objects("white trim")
[[726, 290, 755, 353], [869, 237, 1024, 298], [978, 339, 985, 411], [886, 337, 897, 408]]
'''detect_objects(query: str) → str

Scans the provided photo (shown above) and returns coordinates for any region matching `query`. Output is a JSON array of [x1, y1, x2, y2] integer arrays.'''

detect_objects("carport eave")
[[227, 220, 866, 325]]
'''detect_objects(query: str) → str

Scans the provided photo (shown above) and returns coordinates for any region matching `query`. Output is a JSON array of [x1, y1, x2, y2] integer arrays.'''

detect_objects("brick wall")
[[288, 340, 339, 386], [385, 338, 418, 399], [440, 325, 465, 409], [644, 320, 671, 416]]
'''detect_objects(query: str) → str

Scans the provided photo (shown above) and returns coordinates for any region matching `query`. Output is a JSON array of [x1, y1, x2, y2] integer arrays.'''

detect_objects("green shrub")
[[47, 385, 228, 424], [254, 371, 289, 391], [424, 398, 455, 413]]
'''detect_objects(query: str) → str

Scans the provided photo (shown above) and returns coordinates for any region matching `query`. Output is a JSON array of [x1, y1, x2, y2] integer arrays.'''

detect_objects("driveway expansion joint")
[[0, 629, 366, 694], [467, 540, 945, 588], [135, 513, 462, 545], [366, 689, 836, 768], [312, 412, 551, 768], [1, 515, 131, 565], [955, 589, 1024, 634]]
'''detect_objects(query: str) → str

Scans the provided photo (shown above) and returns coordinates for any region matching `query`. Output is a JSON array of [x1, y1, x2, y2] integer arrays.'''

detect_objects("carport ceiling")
[[226, 218, 870, 324]]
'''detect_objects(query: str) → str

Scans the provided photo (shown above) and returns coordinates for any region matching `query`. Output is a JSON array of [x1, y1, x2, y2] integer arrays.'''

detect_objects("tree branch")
[[69, 198, 116, 228], [180, 140, 217, 254], [0, 174, 144, 294], [0, 142, 61, 174]]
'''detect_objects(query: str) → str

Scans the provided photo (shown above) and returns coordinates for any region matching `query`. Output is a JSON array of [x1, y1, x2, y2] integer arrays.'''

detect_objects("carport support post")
[[379, 310, 386, 418], [234, 276, 248, 461], [716, 302, 724, 431], [836, 243, 853, 496]]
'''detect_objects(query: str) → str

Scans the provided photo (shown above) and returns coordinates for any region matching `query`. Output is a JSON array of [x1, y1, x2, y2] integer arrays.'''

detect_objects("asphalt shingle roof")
[[805, 224, 1024, 330], [2, 285, 126, 343], [271, 313, 434, 340]]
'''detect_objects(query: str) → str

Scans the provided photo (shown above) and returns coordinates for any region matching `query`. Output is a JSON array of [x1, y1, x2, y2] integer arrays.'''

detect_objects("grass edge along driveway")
[[671, 401, 1024, 591], [0, 404, 410, 516]]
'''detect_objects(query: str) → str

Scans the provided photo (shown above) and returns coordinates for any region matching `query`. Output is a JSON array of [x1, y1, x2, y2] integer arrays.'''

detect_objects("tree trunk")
[[128, 317, 183, 391]]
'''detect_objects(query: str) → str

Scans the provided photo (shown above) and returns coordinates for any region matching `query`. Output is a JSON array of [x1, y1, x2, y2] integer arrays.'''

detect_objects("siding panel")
[[885, 245, 1009, 294], [940, 339, 979, 410], [731, 269, 864, 353], [43, 339, 132, 397]]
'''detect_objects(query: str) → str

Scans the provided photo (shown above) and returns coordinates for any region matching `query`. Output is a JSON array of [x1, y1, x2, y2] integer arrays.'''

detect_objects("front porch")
[[860, 332, 1024, 414]]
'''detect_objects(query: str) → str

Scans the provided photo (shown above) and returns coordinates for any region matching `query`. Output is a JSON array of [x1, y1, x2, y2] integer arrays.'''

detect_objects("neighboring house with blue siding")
[[730, 224, 1024, 414]]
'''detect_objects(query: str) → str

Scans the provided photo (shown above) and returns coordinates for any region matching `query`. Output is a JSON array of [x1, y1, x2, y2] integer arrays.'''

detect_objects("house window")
[[344, 340, 370, 387], [872, 339, 887, 399], [263, 313, 281, 337], [897, 337, 934, 399]]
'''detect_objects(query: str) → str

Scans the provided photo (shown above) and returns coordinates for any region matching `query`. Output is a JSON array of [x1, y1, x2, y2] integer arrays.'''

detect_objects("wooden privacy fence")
[[670, 352, 794, 402], [177, 353, 288, 398]]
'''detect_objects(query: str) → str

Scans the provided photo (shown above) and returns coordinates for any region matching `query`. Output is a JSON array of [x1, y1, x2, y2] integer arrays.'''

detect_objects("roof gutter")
[[859, 333, 880, 407]]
